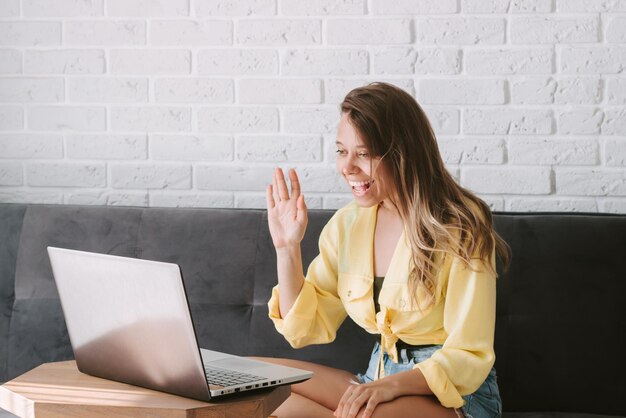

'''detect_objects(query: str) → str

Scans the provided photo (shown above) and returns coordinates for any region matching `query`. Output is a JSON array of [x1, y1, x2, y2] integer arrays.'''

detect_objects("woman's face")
[[335, 113, 392, 208]]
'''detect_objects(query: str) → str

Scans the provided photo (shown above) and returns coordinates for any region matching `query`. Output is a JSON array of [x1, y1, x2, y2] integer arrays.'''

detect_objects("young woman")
[[263, 82, 510, 418]]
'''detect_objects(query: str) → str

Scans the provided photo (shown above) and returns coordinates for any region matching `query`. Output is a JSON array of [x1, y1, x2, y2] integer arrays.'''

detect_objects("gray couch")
[[1, 203, 625, 417]]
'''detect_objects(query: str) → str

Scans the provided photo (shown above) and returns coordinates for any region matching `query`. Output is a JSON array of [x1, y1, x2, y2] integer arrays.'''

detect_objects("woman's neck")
[[378, 199, 401, 220]]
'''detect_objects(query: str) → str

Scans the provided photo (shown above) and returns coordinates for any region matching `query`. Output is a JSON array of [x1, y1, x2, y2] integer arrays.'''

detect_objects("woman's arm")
[[274, 244, 304, 318], [414, 249, 497, 407], [267, 186, 347, 348], [266, 167, 308, 317]]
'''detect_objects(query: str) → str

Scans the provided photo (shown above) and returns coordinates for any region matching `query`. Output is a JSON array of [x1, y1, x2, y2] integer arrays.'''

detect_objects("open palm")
[[266, 168, 308, 249]]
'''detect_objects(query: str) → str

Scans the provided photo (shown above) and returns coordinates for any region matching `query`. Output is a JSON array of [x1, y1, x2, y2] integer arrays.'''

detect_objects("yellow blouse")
[[268, 201, 497, 408]]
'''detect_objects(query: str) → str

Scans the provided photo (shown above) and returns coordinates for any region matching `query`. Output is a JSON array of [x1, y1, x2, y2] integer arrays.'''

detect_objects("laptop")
[[47, 246, 312, 402]]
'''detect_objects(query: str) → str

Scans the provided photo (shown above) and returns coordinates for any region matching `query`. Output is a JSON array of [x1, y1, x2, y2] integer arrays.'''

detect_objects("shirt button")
[[347, 290, 352, 297]]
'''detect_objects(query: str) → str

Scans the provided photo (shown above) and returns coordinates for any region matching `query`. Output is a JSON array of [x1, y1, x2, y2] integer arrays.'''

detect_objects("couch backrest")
[[492, 212, 625, 416], [1, 204, 625, 416]]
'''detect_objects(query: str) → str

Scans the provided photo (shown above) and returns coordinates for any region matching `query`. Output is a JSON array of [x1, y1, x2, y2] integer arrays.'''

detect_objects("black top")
[[373, 276, 384, 313]]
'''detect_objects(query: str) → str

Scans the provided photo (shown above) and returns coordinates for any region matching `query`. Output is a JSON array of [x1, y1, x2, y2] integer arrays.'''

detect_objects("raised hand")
[[266, 168, 308, 249]]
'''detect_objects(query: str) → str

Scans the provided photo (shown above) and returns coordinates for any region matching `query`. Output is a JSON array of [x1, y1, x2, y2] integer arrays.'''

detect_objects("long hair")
[[340, 82, 511, 306]]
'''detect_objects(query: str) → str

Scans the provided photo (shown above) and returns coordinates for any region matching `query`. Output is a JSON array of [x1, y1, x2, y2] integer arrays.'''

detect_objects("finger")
[[336, 387, 354, 418], [361, 397, 379, 418], [347, 393, 368, 418], [341, 389, 363, 418], [272, 169, 279, 202], [289, 168, 301, 200], [273, 168, 282, 202], [335, 393, 346, 417], [296, 195, 307, 224], [275, 168, 290, 201], [266, 184, 275, 210]]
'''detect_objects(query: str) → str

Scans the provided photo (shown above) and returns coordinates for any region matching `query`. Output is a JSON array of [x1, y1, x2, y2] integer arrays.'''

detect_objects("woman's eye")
[[358, 153, 370, 158], [336, 149, 346, 155]]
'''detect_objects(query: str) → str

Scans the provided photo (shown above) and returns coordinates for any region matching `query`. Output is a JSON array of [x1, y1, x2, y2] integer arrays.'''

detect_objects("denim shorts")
[[355, 342, 502, 418]]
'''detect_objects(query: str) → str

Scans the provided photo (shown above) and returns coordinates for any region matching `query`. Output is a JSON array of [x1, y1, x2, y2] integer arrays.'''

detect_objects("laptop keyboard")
[[204, 366, 265, 387]]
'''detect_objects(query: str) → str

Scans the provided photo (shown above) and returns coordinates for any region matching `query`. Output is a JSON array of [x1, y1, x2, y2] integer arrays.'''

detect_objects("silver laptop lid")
[[48, 247, 211, 402]]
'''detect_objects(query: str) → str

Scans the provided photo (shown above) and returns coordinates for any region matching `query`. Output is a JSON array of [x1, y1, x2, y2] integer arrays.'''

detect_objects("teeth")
[[348, 180, 372, 187]]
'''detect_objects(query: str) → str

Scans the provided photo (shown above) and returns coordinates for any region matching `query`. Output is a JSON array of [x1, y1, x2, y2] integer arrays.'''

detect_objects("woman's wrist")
[[380, 368, 433, 397], [275, 243, 302, 256], [385, 377, 404, 398]]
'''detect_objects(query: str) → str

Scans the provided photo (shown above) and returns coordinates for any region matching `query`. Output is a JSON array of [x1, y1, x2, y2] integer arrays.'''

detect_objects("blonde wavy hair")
[[341, 82, 511, 306]]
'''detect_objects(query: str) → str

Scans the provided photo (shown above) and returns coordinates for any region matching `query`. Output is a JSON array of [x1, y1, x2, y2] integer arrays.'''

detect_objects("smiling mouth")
[[348, 179, 373, 193]]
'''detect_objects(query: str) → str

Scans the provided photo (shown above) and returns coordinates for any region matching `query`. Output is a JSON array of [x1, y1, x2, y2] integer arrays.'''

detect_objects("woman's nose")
[[340, 155, 358, 176]]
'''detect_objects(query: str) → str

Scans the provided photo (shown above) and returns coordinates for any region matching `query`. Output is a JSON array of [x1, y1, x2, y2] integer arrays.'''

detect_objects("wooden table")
[[0, 361, 289, 418]]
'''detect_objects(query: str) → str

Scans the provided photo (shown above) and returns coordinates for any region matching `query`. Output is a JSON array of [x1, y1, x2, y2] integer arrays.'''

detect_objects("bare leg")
[[252, 356, 358, 411], [272, 392, 334, 418], [252, 357, 458, 418], [361, 396, 458, 418]]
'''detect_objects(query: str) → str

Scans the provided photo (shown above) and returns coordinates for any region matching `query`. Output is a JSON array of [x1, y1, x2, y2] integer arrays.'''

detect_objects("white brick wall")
[[25, 50, 105, 74], [0, 0, 624, 214], [281, 49, 368, 76], [372, 0, 457, 14], [23, 0, 104, 17], [150, 20, 232, 46], [417, 18, 506, 45], [510, 16, 600, 44], [26, 162, 106, 187], [28, 106, 106, 131], [107, 0, 188, 17], [466, 48, 554, 74], [280, 0, 365, 16], [0, 106, 23, 130], [64, 21, 146, 46], [0, 134, 63, 158], [0, 162, 23, 186], [110, 50, 190, 74], [0, 0, 20, 17], [327, 19, 412, 44], [66, 134, 147, 159], [561, 46, 626, 74], [237, 19, 321, 45], [198, 49, 278, 75], [111, 163, 191, 189], [195, 0, 275, 17], [0, 49, 21, 73], [0, 78, 64, 102], [151, 135, 232, 161], [68, 77, 148, 103], [154, 78, 233, 103], [418, 79, 506, 105], [237, 135, 322, 162], [0, 22, 61, 46], [110, 106, 191, 132]]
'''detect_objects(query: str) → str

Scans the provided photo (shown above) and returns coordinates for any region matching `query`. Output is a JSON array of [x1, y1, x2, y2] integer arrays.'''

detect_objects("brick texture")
[[0, 2, 623, 212]]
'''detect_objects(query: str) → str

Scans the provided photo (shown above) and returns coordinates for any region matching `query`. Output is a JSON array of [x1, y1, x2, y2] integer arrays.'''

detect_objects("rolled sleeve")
[[415, 249, 497, 408], [268, 279, 346, 348]]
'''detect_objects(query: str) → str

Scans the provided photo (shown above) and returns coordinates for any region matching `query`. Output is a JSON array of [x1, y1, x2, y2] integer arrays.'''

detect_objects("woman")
[[263, 82, 510, 418]]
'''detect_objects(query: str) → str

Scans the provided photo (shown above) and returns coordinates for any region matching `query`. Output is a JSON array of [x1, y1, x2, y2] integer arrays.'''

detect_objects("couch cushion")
[[135, 208, 262, 355], [503, 414, 619, 418], [0, 204, 26, 382], [8, 205, 143, 379], [493, 213, 626, 416]]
